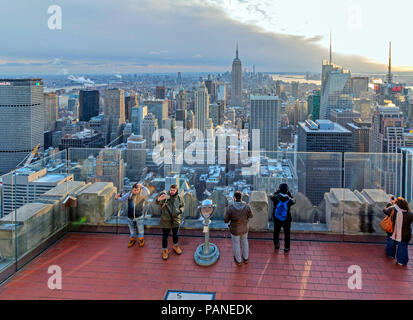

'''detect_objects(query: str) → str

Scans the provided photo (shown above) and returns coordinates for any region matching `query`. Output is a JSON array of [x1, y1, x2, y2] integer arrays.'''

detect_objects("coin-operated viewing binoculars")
[[194, 199, 220, 266]]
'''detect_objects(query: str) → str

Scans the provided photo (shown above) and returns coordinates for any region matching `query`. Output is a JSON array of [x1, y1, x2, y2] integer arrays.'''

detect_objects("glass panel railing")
[[67, 147, 347, 241], [0, 171, 16, 282], [263, 151, 344, 241], [63, 147, 411, 243], [5, 150, 70, 268], [398, 148, 413, 206], [67, 147, 162, 233], [343, 152, 402, 242]]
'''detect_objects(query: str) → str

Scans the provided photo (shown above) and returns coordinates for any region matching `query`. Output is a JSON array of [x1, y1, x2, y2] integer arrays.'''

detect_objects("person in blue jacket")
[[115, 183, 150, 248], [271, 183, 296, 254]]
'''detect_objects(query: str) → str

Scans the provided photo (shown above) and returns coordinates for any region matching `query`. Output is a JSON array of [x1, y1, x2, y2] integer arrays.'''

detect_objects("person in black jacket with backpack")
[[271, 183, 296, 253]]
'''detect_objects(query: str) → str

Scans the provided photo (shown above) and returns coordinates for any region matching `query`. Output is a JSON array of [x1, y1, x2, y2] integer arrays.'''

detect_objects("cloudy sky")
[[0, 0, 412, 75]]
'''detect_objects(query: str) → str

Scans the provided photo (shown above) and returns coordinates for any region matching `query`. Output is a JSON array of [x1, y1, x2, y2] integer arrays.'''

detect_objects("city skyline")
[[1, 0, 412, 75]]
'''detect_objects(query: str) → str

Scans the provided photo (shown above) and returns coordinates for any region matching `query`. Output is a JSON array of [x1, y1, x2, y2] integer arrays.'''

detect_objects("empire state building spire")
[[231, 43, 242, 107]]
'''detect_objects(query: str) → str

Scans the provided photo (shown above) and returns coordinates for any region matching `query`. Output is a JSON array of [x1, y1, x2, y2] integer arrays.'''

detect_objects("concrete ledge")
[[249, 191, 269, 232], [73, 182, 117, 225], [0, 202, 57, 259], [41, 181, 87, 201], [325, 188, 390, 235]]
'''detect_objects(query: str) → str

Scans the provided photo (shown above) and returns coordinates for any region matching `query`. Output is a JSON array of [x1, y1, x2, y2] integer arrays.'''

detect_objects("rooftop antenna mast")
[[329, 29, 332, 65], [387, 41, 393, 83]]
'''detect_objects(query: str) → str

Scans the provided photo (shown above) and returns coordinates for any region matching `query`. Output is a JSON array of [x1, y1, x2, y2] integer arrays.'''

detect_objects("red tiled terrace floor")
[[0, 233, 412, 300]]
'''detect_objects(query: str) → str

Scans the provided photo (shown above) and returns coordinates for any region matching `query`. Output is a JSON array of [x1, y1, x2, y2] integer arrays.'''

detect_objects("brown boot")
[[138, 237, 144, 247], [128, 237, 136, 248], [162, 249, 169, 260], [173, 245, 182, 255]]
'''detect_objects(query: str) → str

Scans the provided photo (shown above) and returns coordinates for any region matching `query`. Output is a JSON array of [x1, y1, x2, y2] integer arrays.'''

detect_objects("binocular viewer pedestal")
[[194, 199, 220, 267]]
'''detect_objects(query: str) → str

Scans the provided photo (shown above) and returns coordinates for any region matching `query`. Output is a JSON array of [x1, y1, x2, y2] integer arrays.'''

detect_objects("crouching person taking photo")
[[115, 183, 150, 248], [156, 184, 185, 260], [224, 191, 253, 266]]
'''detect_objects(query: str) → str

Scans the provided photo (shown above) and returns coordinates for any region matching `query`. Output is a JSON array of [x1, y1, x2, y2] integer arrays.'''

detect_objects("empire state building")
[[231, 44, 242, 107]]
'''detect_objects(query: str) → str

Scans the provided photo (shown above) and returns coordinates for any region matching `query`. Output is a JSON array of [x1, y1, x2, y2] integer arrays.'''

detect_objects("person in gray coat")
[[224, 191, 253, 266]]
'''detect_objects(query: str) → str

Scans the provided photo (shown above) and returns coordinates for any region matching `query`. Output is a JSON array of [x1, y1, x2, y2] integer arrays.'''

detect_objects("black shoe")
[[243, 258, 248, 264], [274, 244, 280, 250], [284, 248, 290, 254], [233, 256, 242, 266]]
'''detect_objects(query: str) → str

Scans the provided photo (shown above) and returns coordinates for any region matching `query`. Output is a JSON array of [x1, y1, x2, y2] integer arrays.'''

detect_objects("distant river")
[[270, 74, 321, 85]]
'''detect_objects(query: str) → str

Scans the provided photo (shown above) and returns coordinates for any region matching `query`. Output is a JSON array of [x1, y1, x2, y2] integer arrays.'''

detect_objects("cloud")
[[149, 50, 169, 55], [0, 0, 388, 74], [67, 75, 95, 85]]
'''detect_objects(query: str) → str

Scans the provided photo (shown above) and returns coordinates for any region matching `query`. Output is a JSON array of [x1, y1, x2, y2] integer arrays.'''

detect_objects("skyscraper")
[[1, 167, 73, 215], [141, 113, 159, 149], [194, 83, 210, 136], [187, 110, 194, 130], [176, 89, 187, 111], [346, 118, 371, 153], [176, 89, 187, 128], [320, 61, 353, 120], [79, 90, 99, 122], [126, 134, 147, 181], [125, 94, 138, 122], [216, 83, 227, 102], [205, 78, 216, 103], [275, 81, 283, 97], [68, 98, 78, 114], [44, 92, 58, 132], [370, 106, 405, 153], [291, 82, 299, 98], [231, 44, 242, 107], [143, 99, 168, 128], [104, 88, 126, 144], [176, 72, 182, 87], [368, 105, 404, 195], [227, 108, 236, 125], [308, 90, 321, 120], [0, 79, 45, 174], [330, 109, 361, 128], [155, 86, 166, 100], [297, 120, 352, 153], [131, 105, 147, 135], [297, 120, 352, 204], [250, 95, 280, 152], [374, 42, 409, 120], [351, 77, 369, 98], [209, 102, 225, 128], [95, 149, 124, 192]]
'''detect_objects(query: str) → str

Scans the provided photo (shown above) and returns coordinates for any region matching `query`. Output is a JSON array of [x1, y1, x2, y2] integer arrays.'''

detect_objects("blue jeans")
[[386, 236, 409, 265], [127, 216, 144, 239], [231, 233, 249, 263]]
